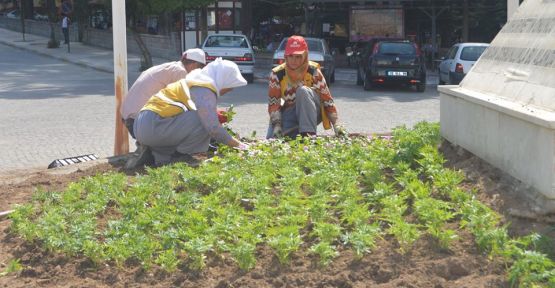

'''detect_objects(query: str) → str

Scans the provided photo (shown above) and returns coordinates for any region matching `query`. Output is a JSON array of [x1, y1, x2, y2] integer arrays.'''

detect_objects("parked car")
[[357, 40, 426, 92], [33, 12, 48, 21], [201, 34, 255, 83], [438, 43, 489, 85], [272, 37, 336, 84], [5, 9, 48, 21], [5, 9, 20, 18], [90, 8, 111, 30], [353, 37, 403, 71]]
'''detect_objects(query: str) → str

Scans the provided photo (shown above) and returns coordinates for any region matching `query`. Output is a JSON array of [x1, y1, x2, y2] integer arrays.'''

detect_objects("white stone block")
[[441, 0, 555, 213]]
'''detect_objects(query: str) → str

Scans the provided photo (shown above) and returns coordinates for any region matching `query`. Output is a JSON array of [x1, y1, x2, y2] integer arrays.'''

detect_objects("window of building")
[[207, 9, 216, 30], [184, 11, 197, 31], [218, 9, 233, 30], [205, 1, 241, 31]]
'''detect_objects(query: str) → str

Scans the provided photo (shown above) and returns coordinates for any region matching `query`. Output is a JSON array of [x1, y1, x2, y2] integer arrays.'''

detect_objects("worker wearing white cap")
[[121, 48, 206, 139], [121, 48, 206, 168], [134, 58, 249, 166]]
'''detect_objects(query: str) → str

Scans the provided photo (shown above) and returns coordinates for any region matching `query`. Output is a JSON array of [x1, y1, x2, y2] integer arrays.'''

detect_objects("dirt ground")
[[0, 142, 554, 288]]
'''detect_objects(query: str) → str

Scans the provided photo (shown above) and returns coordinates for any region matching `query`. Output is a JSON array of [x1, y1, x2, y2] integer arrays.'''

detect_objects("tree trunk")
[[74, 0, 88, 42], [200, 7, 208, 44], [19, 0, 25, 41], [132, 29, 152, 71], [462, 0, 469, 42], [47, 0, 59, 48]]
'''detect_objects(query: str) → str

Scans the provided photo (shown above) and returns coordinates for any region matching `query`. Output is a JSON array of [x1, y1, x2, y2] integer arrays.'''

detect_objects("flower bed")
[[2, 122, 554, 287]]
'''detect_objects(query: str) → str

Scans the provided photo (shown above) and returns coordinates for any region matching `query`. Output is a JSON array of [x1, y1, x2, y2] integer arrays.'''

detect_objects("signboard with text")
[[349, 7, 404, 42]]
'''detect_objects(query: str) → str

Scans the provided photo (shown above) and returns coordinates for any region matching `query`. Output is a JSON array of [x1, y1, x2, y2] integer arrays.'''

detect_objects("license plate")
[[387, 71, 407, 76]]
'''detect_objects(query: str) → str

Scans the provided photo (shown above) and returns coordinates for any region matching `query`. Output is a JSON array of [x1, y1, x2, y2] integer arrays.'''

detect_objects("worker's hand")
[[217, 108, 228, 124], [334, 124, 348, 137], [236, 142, 250, 151], [272, 125, 283, 138]]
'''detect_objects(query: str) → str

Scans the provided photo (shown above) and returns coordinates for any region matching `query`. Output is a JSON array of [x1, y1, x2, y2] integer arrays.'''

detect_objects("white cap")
[[182, 48, 206, 65]]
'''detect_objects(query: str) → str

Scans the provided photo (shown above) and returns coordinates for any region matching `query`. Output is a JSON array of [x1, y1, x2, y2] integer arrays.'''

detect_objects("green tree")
[[123, 0, 218, 70], [448, 0, 506, 43]]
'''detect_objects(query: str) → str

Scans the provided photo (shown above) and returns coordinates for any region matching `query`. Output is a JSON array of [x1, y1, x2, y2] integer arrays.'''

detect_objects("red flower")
[[217, 109, 228, 124]]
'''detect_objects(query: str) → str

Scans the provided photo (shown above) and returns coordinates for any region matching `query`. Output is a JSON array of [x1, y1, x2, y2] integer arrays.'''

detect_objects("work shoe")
[[168, 152, 200, 167], [124, 144, 154, 169]]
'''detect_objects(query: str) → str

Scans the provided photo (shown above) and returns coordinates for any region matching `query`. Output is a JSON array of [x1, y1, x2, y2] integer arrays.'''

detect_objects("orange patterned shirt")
[[268, 62, 337, 126]]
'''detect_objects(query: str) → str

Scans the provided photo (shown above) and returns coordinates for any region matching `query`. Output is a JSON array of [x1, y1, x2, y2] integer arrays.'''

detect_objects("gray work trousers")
[[134, 110, 210, 165], [266, 86, 321, 138]]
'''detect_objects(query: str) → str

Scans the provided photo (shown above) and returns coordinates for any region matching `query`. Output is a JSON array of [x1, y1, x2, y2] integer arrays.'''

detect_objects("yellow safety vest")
[[142, 79, 216, 118]]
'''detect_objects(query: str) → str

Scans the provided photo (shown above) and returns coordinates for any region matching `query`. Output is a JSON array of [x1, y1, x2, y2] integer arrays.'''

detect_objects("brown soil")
[[0, 142, 554, 288]]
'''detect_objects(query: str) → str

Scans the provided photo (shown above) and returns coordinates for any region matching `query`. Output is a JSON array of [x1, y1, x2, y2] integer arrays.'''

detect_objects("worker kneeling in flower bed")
[[267, 35, 347, 138], [134, 58, 249, 166]]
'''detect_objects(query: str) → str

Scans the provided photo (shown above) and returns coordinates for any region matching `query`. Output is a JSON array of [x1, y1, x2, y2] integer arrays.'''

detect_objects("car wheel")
[[416, 83, 426, 92], [439, 79, 445, 85], [245, 74, 254, 84], [357, 67, 362, 86], [363, 74, 372, 91], [356, 67, 363, 85]]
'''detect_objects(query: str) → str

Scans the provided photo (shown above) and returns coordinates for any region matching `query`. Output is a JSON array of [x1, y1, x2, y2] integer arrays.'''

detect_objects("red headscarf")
[[284, 35, 309, 83]]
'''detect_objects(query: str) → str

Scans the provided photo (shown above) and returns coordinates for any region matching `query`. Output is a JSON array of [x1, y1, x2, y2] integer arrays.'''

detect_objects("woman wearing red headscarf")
[[267, 35, 346, 138]]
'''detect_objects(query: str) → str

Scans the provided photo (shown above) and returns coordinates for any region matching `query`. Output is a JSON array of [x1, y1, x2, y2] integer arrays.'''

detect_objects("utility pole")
[[112, 0, 129, 155]]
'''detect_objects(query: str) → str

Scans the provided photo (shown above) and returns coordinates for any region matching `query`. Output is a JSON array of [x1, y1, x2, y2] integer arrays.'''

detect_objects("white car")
[[201, 34, 255, 83], [438, 43, 489, 85], [6, 10, 48, 21], [6, 10, 20, 18], [272, 37, 336, 84]]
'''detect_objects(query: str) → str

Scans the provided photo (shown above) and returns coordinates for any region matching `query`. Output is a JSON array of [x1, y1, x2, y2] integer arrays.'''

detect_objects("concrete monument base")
[[440, 86, 555, 213], [439, 0, 555, 214]]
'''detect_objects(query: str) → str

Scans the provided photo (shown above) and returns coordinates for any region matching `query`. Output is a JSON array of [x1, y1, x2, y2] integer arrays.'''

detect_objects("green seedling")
[[0, 259, 23, 276]]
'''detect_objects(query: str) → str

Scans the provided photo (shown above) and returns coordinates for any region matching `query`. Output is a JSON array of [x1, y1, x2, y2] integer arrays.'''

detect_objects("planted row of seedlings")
[[7, 122, 555, 286]]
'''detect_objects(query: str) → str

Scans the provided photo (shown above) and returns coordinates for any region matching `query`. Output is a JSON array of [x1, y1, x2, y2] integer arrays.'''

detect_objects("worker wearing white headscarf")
[[134, 58, 249, 166]]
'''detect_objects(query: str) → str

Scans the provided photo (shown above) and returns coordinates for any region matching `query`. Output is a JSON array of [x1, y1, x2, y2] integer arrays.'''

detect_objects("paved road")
[[0, 43, 439, 171], [0, 44, 120, 171]]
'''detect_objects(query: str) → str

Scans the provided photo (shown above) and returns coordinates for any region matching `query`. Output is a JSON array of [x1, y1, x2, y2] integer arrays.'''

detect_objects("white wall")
[[440, 0, 555, 213]]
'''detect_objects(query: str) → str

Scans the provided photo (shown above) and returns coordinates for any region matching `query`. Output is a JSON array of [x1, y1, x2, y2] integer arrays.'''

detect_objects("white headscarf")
[[185, 58, 247, 97]]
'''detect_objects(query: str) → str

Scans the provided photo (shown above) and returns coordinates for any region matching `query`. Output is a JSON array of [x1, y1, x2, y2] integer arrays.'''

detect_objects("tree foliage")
[[125, 0, 217, 18], [448, 0, 506, 42]]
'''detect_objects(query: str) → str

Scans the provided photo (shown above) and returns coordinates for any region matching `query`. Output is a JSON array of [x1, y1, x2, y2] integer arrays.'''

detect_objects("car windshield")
[[276, 39, 323, 53], [205, 36, 249, 48], [460, 46, 487, 61], [378, 43, 415, 55]]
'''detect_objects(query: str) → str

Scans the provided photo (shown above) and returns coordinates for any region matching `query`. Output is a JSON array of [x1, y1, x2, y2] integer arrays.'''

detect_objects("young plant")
[[229, 241, 257, 271], [388, 219, 421, 254], [155, 249, 180, 272], [182, 237, 212, 270], [267, 225, 302, 265], [416, 144, 445, 179], [508, 250, 555, 288], [414, 198, 458, 249], [342, 223, 381, 259], [309, 241, 338, 266], [0, 259, 23, 276]]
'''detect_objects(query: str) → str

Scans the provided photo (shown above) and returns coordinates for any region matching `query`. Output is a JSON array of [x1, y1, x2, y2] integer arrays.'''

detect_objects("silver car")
[[201, 34, 255, 83], [272, 37, 336, 84]]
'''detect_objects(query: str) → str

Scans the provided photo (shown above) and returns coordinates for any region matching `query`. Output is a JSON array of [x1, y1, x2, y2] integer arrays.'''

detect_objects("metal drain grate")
[[47, 154, 98, 169]]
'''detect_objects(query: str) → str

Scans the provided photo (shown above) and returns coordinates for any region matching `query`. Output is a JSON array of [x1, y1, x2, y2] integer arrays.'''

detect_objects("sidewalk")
[[0, 28, 170, 76]]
